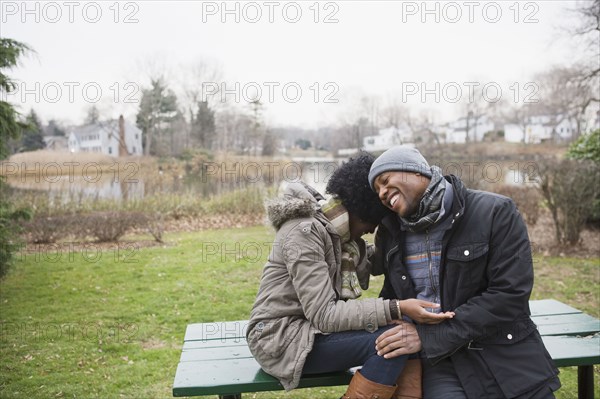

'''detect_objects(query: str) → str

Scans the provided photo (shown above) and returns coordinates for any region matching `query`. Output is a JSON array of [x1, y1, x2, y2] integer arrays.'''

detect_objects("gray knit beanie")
[[368, 146, 432, 190]]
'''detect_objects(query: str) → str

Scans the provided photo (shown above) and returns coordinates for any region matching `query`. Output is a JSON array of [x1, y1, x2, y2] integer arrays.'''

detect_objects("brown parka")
[[246, 183, 394, 390]]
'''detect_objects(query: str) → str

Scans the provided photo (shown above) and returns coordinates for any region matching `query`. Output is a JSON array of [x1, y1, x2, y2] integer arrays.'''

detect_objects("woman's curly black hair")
[[326, 151, 393, 225]]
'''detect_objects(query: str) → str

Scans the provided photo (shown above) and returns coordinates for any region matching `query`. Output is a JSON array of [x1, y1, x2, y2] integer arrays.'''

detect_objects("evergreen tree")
[[262, 129, 277, 156], [247, 100, 264, 155], [0, 38, 31, 159], [136, 78, 179, 155], [45, 119, 66, 136], [0, 38, 32, 278], [192, 101, 216, 149], [85, 105, 100, 124], [21, 109, 45, 152]]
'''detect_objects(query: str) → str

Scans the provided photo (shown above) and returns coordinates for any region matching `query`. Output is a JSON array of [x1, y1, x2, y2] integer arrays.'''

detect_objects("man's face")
[[373, 171, 430, 217]]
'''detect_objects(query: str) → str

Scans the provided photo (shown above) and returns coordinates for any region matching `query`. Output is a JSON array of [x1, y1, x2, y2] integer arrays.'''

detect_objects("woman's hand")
[[399, 299, 455, 324]]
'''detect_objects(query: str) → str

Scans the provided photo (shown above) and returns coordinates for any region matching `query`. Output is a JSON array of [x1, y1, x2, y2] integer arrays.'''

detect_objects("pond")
[[3, 157, 534, 205], [3, 159, 343, 204]]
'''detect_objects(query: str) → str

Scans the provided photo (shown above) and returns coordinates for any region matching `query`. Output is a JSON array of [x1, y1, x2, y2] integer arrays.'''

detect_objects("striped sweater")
[[402, 182, 454, 314]]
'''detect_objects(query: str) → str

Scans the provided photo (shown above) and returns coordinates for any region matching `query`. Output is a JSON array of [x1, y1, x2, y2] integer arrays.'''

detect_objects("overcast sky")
[[1, 0, 587, 128]]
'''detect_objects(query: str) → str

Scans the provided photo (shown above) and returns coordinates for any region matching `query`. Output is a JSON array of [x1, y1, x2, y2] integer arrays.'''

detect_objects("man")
[[368, 146, 560, 398]]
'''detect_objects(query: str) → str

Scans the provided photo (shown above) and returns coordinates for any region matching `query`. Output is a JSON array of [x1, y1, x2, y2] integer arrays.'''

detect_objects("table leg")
[[578, 365, 594, 399]]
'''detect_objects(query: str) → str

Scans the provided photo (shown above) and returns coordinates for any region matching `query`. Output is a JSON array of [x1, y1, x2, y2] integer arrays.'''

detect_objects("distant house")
[[443, 115, 495, 144], [555, 118, 578, 140], [503, 115, 578, 144], [67, 116, 142, 157], [363, 124, 413, 152], [504, 123, 548, 144]]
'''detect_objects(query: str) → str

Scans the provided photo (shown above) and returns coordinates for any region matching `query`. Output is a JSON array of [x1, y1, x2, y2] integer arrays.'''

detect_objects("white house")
[[504, 122, 552, 144], [554, 118, 578, 140], [503, 115, 578, 144], [443, 115, 495, 144], [68, 116, 142, 157], [363, 123, 413, 152]]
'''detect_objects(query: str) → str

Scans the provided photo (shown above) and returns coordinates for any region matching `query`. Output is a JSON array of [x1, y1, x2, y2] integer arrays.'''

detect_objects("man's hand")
[[400, 299, 455, 324], [375, 322, 422, 359]]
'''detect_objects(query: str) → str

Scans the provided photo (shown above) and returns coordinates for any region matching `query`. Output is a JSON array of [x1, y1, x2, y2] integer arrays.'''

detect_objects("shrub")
[[22, 214, 74, 244], [536, 157, 600, 245], [146, 212, 164, 243], [493, 185, 541, 227], [567, 129, 600, 223], [567, 129, 600, 162], [79, 211, 150, 242]]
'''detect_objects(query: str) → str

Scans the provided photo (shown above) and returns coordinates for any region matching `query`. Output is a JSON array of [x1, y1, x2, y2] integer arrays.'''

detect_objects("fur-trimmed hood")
[[266, 182, 324, 230]]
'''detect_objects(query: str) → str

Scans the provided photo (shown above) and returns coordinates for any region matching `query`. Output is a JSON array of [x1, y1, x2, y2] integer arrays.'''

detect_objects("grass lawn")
[[0, 226, 598, 398]]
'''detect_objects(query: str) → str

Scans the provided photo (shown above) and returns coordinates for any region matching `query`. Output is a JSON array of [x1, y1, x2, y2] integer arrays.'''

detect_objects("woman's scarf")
[[319, 197, 362, 300]]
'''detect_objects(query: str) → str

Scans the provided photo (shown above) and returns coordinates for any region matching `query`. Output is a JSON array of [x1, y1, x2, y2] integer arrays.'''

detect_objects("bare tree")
[[214, 103, 254, 153], [568, 0, 600, 80], [460, 83, 491, 143], [557, 0, 600, 138], [360, 95, 381, 136], [406, 109, 442, 147], [380, 94, 410, 128], [333, 91, 383, 150], [534, 66, 597, 140]]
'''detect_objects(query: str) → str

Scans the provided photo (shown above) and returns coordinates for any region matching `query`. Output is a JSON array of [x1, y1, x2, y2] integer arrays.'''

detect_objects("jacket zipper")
[[426, 229, 439, 307], [386, 244, 400, 264]]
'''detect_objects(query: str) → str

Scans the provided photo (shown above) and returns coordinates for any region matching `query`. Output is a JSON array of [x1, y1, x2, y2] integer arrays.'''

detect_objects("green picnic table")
[[173, 299, 600, 399]]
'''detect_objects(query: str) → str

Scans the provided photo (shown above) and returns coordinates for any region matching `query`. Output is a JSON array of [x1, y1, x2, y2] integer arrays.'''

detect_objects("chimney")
[[118, 115, 127, 157]]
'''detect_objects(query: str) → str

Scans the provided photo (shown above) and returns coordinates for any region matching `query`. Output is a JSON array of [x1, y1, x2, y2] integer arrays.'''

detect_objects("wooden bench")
[[173, 300, 600, 399]]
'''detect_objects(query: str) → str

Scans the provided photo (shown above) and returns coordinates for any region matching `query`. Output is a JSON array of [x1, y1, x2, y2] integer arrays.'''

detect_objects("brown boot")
[[392, 359, 422, 399], [341, 370, 397, 399]]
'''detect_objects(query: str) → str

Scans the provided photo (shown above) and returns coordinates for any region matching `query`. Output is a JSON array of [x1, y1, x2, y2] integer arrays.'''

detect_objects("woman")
[[247, 152, 453, 399]]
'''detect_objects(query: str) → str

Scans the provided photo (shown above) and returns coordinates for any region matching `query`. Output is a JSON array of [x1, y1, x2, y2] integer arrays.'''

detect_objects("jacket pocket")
[[446, 242, 489, 262], [250, 318, 302, 359], [445, 242, 489, 291]]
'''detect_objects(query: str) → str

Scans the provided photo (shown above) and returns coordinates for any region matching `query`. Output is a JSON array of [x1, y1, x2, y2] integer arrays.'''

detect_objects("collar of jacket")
[[380, 175, 467, 241]]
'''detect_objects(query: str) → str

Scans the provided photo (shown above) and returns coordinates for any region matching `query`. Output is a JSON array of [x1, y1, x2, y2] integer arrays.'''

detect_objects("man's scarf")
[[400, 166, 446, 232], [320, 197, 362, 300]]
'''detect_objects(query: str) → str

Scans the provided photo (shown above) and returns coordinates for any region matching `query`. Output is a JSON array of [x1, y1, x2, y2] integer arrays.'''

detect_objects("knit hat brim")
[[368, 146, 432, 190]]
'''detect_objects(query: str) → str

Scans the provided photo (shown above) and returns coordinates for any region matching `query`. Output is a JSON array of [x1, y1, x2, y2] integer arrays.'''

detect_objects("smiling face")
[[373, 171, 431, 217]]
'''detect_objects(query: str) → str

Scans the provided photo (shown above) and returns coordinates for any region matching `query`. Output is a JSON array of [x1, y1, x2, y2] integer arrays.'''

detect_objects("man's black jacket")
[[373, 175, 559, 398]]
